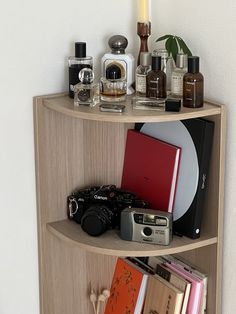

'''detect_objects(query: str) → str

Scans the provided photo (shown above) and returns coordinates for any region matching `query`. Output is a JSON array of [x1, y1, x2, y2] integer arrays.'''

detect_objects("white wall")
[[0, 0, 235, 313], [151, 1, 236, 313], [0, 1, 136, 313]]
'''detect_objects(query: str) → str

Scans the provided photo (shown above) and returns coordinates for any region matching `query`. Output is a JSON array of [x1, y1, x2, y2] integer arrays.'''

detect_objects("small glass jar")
[[74, 68, 99, 107], [100, 64, 127, 102]]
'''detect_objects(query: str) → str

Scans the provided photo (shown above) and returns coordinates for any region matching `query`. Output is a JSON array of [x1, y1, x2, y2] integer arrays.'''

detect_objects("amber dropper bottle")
[[183, 56, 204, 108]]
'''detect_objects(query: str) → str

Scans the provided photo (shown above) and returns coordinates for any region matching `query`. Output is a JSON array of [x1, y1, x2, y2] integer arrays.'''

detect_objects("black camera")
[[67, 185, 149, 236]]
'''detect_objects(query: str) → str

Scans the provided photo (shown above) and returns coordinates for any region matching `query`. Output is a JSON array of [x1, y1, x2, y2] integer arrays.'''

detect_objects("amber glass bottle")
[[146, 56, 166, 99], [183, 56, 204, 108]]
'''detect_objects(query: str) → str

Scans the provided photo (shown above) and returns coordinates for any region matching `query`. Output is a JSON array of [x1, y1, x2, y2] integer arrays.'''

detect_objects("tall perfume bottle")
[[135, 52, 151, 97], [183, 56, 204, 108], [153, 49, 175, 94], [101, 35, 134, 95], [146, 55, 166, 99], [74, 68, 99, 107], [100, 64, 127, 102], [68, 42, 93, 98], [171, 53, 187, 97]]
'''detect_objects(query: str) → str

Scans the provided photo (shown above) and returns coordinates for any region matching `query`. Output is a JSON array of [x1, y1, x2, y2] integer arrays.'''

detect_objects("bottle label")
[[185, 82, 195, 101], [136, 74, 147, 94], [103, 60, 127, 79], [171, 73, 184, 96]]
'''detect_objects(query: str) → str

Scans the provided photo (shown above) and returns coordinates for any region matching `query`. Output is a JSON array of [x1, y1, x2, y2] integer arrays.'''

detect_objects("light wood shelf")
[[47, 219, 217, 257], [34, 93, 226, 314]]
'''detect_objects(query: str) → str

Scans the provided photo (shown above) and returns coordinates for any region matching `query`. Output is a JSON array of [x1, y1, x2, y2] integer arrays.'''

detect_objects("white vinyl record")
[[140, 122, 199, 221]]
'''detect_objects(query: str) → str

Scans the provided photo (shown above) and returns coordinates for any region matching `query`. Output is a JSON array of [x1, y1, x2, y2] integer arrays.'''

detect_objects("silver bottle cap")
[[108, 35, 128, 54], [140, 52, 151, 67], [176, 53, 188, 69]]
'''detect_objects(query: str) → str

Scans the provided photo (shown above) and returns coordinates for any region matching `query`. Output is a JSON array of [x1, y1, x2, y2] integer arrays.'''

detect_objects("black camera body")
[[67, 185, 149, 236]]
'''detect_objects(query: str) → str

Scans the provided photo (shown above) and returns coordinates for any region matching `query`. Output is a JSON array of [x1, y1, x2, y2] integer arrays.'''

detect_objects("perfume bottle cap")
[[108, 35, 128, 54], [188, 56, 200, 73], [79, 68, 94, 84], [176, 53, 188, 69], [140, 52, 151, 67], [151, 56, 162, 71], [75, 42, 86, 58], [106, 64, 122, 80]]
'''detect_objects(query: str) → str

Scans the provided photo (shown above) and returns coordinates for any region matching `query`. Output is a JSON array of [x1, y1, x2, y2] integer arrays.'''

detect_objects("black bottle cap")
[[165, 98, 181, 112], [106, 64, 121, 79], [152, 56, 162, 71], [188, 56, 200, 73], [75, 42, 86, 58]]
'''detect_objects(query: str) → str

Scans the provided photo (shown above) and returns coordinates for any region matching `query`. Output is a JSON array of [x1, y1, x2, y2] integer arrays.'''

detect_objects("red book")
[[121, 130, 181, 212], [104, 258, 148, 314]]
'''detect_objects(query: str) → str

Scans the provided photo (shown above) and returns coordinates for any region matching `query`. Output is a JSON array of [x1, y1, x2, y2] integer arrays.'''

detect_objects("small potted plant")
[[156, 34, 192, 61]]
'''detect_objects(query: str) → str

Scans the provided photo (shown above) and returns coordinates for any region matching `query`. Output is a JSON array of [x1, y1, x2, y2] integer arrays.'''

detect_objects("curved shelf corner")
[[47, 219, 217, 257], [40, 93, 222, 123]]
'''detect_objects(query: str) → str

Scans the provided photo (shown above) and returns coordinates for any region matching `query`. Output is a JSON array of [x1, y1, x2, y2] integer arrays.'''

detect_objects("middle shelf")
[[47, 219, 217, 257]]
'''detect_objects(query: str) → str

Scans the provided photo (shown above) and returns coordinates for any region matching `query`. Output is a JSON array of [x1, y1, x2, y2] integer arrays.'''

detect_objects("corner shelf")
[[47, 219, 217, 257], [34, 93, 226, 314]]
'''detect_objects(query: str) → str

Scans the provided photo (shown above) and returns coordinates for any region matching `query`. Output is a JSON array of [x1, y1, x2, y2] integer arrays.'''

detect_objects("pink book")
[[164, 263, 204, 314]]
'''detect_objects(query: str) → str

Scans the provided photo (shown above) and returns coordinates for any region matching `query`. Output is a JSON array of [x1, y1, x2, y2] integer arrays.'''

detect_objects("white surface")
[[0, 1, 136, 314], [151, 1, 236, 313], [141, 121, 199, 221]]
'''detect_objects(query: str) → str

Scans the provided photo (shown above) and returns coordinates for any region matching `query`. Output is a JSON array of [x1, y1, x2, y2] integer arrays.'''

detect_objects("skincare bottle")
[[146, 56, 166, 99], [68, 42, 93, 98], [74, 68, 99, 107], [135, 52, 151, 97], [100, 64, 127, 102], [183, 56, 204, 108], [171, 53, 187, 97], [101, 35, 134, 95]]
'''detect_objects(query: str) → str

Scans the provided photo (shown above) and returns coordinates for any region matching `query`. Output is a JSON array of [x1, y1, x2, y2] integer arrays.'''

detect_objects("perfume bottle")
[[153, 49, 175, 94], [101, 35, 134, 95], [135, 52, 151, 97], [74, 68, 99, 107], [183, 56, 204, 108], [100, 64, 127, 102], [171, 53, 188, 97], [68, 42, 93, 98], [146, 56, 166, 99]]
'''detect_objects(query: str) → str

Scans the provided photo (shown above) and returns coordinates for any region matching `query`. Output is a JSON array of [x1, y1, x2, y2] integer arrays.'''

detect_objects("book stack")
[[105, 256, 207, 314]]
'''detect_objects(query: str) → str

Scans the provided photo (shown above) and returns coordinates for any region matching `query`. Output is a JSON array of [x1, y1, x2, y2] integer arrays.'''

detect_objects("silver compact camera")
[[120, 208, 173, 246]]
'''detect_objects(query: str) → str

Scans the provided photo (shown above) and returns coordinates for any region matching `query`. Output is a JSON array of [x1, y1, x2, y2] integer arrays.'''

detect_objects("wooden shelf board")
[[41, 94, 222, 123], [47, 219, 217, 257]]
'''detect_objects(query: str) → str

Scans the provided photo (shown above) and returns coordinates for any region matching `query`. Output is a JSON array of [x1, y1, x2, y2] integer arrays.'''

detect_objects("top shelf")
[[40, 93, 222, 123]]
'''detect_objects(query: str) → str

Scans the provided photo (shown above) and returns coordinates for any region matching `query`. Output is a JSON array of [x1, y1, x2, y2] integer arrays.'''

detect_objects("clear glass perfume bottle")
[[68, 42, 93, 99], [100, 64, 127, 102], [74, 68, 99, 107], [171, 53, 187, 97], [135, 52, 151, 97]]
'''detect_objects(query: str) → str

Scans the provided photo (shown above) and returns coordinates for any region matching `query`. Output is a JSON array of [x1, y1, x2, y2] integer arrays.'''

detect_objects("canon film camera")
[[120, 208, 173, 246], [67, 185, 149, 236]]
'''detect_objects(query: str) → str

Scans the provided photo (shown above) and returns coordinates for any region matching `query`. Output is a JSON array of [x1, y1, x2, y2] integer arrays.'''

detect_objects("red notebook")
[[104, 258, 148, 314], [121, 130, 181, 212]]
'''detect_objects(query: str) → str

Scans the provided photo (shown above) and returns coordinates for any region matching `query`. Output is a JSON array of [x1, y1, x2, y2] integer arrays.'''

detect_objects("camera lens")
[[81, 204, 115, 236], [143, 227, 153, 237]]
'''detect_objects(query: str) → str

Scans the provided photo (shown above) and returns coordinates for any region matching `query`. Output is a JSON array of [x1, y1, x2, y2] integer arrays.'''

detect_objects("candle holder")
[[137, 21, 151, 65]]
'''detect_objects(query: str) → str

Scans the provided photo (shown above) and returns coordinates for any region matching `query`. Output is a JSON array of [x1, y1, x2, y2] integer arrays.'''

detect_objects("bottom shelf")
[[47, 219, 217, 257]]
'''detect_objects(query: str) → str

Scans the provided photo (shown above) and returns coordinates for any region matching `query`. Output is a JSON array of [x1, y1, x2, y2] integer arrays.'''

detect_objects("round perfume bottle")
[[74, 68, 99, 107], [100, 64, 127, 102]]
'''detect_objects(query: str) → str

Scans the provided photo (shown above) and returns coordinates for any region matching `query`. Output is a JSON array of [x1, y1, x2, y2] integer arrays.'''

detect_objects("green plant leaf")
[[165, 36, 173, 56], [171, 37, 178, 61], [176, 37, 192, 56], [156, 34, 172, 42]]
